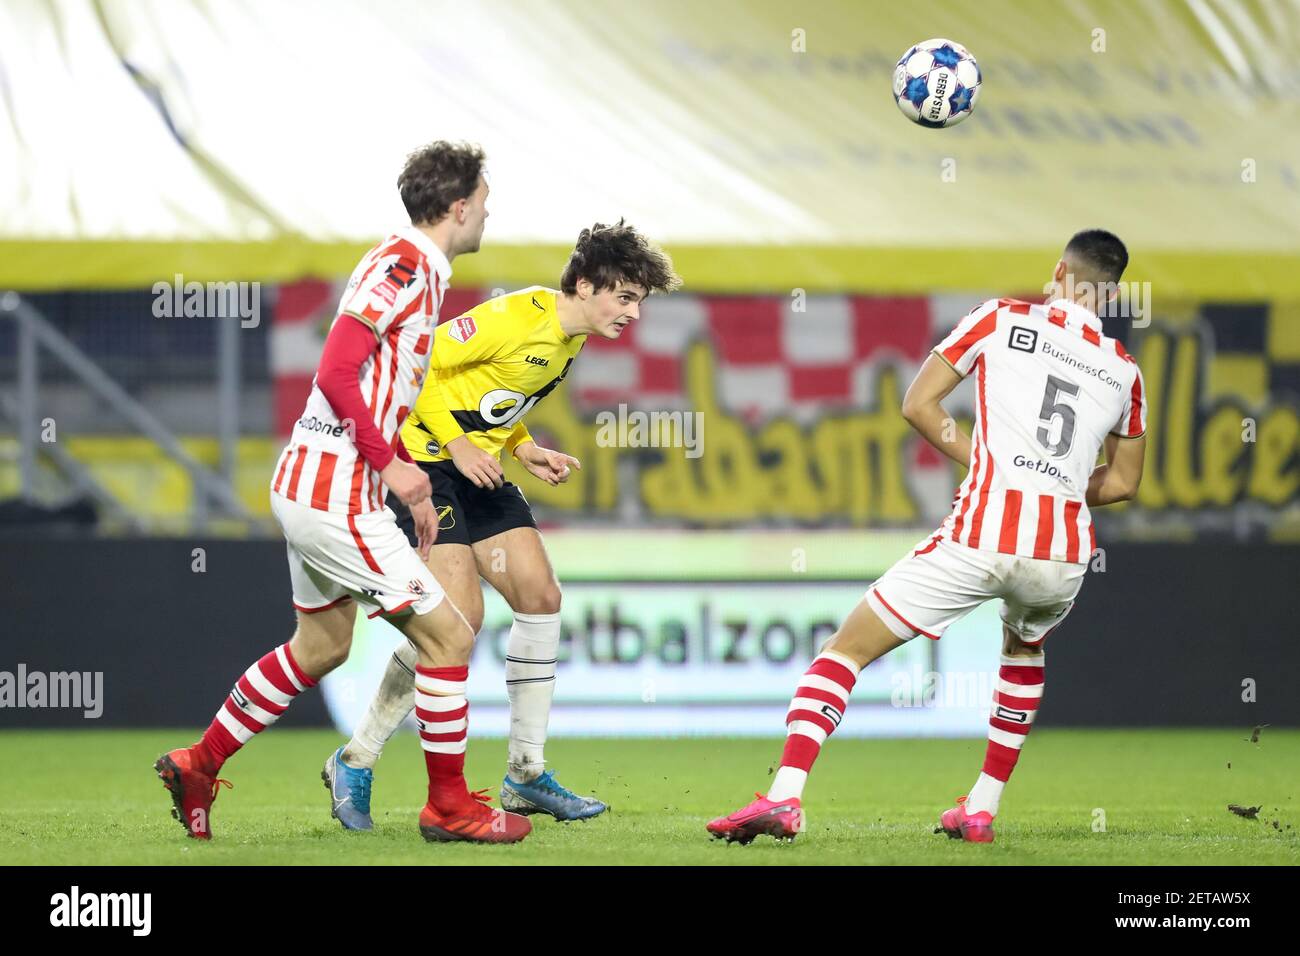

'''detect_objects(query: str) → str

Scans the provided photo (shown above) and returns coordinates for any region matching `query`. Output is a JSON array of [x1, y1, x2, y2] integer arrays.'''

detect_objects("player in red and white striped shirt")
[[155, 142, 531, 845], [709, 229, 1148, 845]]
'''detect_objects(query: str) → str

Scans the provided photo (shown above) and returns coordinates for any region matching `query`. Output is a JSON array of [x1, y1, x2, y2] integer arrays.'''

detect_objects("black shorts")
[[390, 459, 537, 548]]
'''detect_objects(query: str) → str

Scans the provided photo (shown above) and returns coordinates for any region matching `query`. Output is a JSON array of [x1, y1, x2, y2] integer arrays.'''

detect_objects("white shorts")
[[270, 492, 445, 619], [865, 536, 1087, 644]]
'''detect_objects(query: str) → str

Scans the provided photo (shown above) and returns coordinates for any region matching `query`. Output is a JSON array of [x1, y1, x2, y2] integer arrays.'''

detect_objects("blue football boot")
[[321, 746, 374, 831], [500, 769, 608, 821]]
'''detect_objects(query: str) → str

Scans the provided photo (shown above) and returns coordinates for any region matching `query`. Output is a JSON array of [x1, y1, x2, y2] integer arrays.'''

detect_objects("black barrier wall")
[[0, 540, 1296, 728], [0, 540, 332, 729]]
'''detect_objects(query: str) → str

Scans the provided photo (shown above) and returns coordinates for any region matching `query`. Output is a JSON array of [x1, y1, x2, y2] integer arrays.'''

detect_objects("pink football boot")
[[937, 795, 995, 843], [707, 793, 804, 844]]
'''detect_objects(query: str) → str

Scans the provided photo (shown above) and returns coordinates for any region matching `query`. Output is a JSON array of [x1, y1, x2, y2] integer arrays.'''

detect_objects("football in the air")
[[892, 38, 981, 128]]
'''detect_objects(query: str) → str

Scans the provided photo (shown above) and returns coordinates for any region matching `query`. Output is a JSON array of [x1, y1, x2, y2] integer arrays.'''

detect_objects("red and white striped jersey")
[[934, 297, 1147, 564], [272, 226, 450, 514]]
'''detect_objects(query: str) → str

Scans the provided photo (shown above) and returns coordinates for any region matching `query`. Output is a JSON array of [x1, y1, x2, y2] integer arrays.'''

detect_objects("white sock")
[[342, 639, 418, 770], [505, 611, 560, 782], [966, 772, 1005, 816], [767, 767, 808, 802]]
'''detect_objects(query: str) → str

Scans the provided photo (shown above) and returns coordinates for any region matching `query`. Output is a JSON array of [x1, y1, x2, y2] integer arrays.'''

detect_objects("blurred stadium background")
[[2, 0, 1297, 745]]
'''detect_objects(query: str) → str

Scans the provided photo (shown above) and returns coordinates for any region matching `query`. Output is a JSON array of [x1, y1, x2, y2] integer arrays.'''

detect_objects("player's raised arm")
[[901, 352, 972, 466]]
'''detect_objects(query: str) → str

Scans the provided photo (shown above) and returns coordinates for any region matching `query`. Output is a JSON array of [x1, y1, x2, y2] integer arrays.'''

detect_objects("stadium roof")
[[3, 0, 1299, 296]]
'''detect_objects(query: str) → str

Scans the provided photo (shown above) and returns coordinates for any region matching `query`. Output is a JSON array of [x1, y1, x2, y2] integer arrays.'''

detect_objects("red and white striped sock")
[[767, 651, 860, 802], [415, 664, 470, 812], [197, 642, 316, 773], [966, 652, 1045, 816]]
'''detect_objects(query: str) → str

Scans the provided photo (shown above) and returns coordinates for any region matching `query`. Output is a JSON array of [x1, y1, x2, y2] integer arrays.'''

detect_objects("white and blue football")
[[892, 38, 981, 128]]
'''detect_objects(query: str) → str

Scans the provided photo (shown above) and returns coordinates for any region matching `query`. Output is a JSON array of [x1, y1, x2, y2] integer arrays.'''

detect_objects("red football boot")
[[706, 793, 804, 844], [937, 795, 995, 843], [419, 790, 532, 844], [154, 746, 231, 840]]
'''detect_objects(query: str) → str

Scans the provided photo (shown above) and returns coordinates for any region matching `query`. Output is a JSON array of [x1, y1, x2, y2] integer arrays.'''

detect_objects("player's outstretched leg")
[[938, 628, 1044, 844], [474, 529, 607, 821], [708, 599, 903, 845], [326, 541, 484, 829], [157, 604, 349, 839], [323, 641, 419, 830], [399, 598, 532, 845], [706, 649, 858, 845], [498, 611, 607, 821]]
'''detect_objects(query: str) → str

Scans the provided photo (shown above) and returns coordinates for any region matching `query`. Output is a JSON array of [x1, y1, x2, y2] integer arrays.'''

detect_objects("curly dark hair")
[[397, 141, 486, 225], [560, 219, 681, 296]]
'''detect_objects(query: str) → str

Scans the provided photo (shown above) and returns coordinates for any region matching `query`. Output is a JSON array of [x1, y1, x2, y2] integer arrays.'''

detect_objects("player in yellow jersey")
[[323, 221, 680, 826]]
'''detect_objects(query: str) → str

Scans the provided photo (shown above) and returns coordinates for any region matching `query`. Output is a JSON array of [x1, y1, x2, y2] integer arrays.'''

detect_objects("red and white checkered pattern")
[[274, 287, 976, 423], [569, 293, 941, 420], [271, 284, 1025, 522]]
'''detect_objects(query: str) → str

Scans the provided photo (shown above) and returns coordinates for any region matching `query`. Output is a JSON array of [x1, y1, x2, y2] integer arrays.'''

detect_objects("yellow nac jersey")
[[402, 286, 585, 463]]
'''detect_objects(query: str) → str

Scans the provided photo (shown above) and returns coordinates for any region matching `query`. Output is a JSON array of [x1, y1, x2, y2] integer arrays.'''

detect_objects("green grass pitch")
[[1, 729, 1296, 865]]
